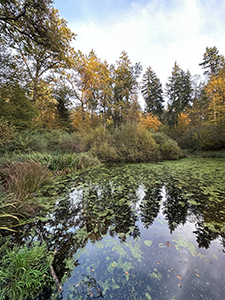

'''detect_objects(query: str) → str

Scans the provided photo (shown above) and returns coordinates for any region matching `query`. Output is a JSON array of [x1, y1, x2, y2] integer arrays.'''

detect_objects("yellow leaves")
[[177, 113, 190, 127], [139, 113, 162, 131]]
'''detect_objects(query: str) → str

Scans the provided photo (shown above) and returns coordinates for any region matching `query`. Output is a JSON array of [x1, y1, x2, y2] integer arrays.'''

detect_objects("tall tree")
[[141, 66, 164, 118], [199, 46, 224, 77], [0, 0, 74, 53], [11, 7, 75, 104], [165, 62, 193, 127], [110, 51, 142, 127]]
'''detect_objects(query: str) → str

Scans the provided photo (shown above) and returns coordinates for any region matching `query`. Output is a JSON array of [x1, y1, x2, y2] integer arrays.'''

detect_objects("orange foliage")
[[139, 113, 162, 131], [177, 113, 190, 127]]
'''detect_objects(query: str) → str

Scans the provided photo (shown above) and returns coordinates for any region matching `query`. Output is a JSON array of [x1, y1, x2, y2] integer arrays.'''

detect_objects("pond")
[[8, 158, 225, 299]]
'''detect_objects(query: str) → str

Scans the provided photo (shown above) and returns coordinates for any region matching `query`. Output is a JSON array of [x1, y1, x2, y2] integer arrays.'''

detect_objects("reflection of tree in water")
[[10, 180, 141, 283], [193, 222, 218, 249], [139, 184, 162, 228], [162, 182, 189, 233]]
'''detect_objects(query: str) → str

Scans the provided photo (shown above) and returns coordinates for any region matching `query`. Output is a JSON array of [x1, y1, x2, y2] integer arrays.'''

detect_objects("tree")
[[67, 50, 111, 123], [0, 0, 75, 53], [141, 66, 164, 118], [139, 113, 162, 131], [109, 51, 142, 127], [0, 82, 37, 129], [205, 66, 225, 147], [165, 62, 193, 127], [53, 82, 73, 129], [12, 8, 75, 104], [199, 46, 224, 77]]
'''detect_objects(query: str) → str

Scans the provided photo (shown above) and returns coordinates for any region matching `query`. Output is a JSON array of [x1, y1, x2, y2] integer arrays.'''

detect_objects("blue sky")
[[54, 0, 225, 98]]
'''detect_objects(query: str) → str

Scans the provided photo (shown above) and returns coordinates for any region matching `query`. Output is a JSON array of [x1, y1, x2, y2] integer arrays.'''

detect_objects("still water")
[[16, 159, 225, 299]]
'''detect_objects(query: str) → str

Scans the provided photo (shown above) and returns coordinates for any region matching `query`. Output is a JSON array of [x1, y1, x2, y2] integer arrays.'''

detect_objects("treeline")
[[1, 1, 225, 151]]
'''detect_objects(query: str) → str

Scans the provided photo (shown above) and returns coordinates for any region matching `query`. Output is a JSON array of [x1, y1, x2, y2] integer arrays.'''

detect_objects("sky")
[[54, 0, 225, 106]]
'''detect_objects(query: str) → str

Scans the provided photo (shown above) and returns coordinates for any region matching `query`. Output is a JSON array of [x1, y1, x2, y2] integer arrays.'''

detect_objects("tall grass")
[[0, 242, 53, 300], [0, 194, 20, 231], [0, 161, 51, 200]]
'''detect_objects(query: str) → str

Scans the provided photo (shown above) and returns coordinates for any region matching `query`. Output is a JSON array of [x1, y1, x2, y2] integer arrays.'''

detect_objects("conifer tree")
[[141, 66, 164, 119]]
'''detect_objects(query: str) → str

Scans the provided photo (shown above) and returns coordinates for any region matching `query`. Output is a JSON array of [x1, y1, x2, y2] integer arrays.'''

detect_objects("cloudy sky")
[[54, 0, 225, 99]]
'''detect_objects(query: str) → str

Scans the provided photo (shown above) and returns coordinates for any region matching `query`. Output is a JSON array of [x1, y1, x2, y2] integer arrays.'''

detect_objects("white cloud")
[[69, 0, 225, 106]]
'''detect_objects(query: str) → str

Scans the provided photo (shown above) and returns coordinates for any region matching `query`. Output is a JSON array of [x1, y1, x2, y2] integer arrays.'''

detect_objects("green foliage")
[[199, 46, 224, 76], [0, 242, 53, 300], [152, 132, 182, 160], [0, 193, 20, 231], [165, 62, 193, 127], [114, 123, 160, 162], [0, 117, 16, 146], [0, 84, 37, 130], [141, 66, 164, 118]]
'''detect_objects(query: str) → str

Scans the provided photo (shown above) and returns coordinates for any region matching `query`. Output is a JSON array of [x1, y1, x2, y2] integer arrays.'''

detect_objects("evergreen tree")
[[141, 66, 164, 119], [165, 62, 193, 127], [199, 46, 224, 77], [110, 51, 142, 127]]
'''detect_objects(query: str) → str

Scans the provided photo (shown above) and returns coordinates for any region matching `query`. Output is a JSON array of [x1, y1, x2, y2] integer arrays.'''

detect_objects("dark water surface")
[[13, 159, 225, 299]]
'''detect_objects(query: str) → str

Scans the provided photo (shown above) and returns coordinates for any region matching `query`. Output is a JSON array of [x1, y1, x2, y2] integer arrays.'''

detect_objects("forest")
[[1, 0, 225, 153]]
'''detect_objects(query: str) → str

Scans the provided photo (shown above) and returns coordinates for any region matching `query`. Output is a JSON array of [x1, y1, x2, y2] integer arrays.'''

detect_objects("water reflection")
[[4, 162, 225, 299]]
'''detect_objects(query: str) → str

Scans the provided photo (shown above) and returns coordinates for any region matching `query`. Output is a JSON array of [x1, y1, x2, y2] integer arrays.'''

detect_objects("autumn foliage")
[[139, 113, 162, 131]]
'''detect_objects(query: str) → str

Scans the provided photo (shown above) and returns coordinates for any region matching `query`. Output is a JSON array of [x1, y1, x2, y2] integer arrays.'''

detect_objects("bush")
[[152, 132, 182, 160], [114, 123, 161, 162], [60, 132, 86, 153], [0, 117, 16, 146]]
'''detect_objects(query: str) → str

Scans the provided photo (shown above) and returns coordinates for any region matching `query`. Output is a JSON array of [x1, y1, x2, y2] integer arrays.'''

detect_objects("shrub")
[[0, 117, 16, 146], [0, 242, 53, 300], [152, 132, 182, 160], [60, 132, 86, 153], [114, 123, 161, 162]]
